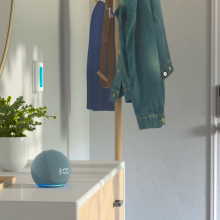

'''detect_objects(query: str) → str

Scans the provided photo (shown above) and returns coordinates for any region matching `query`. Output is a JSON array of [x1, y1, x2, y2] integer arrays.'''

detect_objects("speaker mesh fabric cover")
[[31, 150, 71, 187]]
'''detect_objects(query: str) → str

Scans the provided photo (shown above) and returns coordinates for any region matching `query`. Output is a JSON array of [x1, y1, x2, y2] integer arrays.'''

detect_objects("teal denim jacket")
[[109, 0, 174, 130]]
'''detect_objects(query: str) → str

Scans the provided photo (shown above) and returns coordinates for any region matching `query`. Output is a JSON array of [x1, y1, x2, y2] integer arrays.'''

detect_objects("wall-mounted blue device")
[[31, 150, 71, 188], [33, 61, 43, 93]]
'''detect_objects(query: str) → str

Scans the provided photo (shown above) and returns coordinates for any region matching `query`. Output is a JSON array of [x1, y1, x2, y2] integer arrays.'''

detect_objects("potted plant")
[[0, 96, 56, 171]]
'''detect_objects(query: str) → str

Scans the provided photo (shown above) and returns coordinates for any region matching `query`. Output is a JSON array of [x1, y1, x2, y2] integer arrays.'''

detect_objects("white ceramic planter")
[[0, 137, 29, 171]]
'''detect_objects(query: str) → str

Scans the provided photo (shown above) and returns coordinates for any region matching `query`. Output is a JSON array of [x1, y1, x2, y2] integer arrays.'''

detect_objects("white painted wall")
[[0, 0, 11, 61], [69, 0, 90, 160], [0, 0, 90, 160], [90, 0, 211, 220]]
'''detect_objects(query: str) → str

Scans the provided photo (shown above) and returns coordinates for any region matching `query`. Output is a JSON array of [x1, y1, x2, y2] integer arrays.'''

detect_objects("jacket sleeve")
[[151, 0, 174, 80]]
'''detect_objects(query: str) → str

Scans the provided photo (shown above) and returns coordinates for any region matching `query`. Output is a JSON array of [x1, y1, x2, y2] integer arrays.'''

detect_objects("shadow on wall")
[[0, 42, 44, 158], [59, 0, 71, 158]]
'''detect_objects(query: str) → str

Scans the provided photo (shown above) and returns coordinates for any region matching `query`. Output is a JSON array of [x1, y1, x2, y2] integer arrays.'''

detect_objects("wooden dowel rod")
[[115, 98, 122, 160], [97, 71, 108, 82], [114, 0, 122, 161]]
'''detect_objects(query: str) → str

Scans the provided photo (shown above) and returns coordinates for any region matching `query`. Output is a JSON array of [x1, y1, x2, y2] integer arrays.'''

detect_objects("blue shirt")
[[87, 1, 115, 111]]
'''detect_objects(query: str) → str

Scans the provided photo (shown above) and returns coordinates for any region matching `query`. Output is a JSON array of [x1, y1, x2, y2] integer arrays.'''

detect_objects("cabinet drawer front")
[[79, 169, 124, 220]]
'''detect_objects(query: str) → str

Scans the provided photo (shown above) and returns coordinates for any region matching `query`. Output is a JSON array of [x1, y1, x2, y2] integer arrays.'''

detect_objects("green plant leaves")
[[0, 96, 56, 137]]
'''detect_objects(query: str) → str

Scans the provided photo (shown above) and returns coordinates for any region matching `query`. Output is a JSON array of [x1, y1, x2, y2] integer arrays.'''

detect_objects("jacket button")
[[117, 69, 120, 74], [113, 94, 115, 98], [161, 118, 165, 123], [163, 72, 168, 77], [168, 67, 171, 71]]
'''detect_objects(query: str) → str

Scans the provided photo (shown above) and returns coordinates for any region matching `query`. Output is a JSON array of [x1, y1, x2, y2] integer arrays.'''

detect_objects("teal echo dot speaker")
[[31, 150, 71, 188]]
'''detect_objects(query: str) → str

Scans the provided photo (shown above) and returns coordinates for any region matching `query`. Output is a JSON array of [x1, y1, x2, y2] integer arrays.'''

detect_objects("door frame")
[[211, 0, 218, 219]]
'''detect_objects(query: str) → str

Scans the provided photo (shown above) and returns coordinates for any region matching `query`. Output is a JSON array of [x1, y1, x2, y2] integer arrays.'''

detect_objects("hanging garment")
[[110, 0, 174, 130], [87, 1, 115, 111]]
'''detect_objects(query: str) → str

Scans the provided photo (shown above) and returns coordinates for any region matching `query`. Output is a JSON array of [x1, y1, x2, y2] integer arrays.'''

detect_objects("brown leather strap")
[[99, 1, 114, 88], [106, 0, 113, 8]]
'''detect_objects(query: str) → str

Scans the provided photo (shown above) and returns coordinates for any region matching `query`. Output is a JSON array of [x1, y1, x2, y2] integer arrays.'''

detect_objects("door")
[[211, 0, 220, 220]]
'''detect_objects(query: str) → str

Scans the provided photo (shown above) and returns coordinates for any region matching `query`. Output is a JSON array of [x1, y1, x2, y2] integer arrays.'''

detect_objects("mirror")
[[0, 0, 14, 78]]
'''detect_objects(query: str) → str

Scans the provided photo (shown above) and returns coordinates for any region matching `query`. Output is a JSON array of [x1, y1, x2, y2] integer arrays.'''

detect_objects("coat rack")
[[95, 0, 122, 161]]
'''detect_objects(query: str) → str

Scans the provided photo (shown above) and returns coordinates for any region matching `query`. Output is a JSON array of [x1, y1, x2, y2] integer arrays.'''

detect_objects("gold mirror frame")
[[0, 0, 15, 78]]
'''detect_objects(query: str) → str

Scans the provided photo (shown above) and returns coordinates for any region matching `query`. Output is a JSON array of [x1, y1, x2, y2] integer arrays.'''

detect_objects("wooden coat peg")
[[97, 71, 108, 82]]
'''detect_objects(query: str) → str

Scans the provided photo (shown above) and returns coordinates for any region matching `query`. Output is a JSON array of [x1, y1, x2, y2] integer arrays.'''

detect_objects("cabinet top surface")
[[0, 161, 125, 207]]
